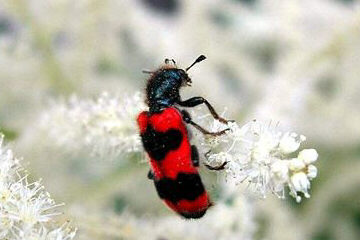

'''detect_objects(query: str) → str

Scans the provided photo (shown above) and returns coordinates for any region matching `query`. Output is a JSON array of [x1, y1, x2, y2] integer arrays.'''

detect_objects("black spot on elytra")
[[154, 173, 205, 203], [141, 125, 182, 160]]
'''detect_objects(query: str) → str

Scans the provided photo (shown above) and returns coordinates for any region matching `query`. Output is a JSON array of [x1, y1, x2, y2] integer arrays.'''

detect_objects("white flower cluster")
[[203, 120, 319, 202], [0, 134, 76, 239], [37, 92, 146, 160]]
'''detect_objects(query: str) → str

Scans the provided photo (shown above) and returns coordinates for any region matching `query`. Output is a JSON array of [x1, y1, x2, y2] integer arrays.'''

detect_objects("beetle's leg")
[[142, 70, 154, 74], [191, 145, 199, 167], [181, 110, 229, 136], [204, 161, 228, 171], [204, 150, 228, 171], [181, 109, 192, 123], [189, 121, 229, 136], [178, 97, 233, 124], [182, 110, 228, 170], [147, 169, 154, 180]]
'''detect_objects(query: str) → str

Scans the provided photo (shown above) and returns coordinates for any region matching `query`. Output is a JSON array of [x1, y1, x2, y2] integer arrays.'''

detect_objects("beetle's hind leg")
[[203, 150, 228, 171], [204, 162, 228, 171]]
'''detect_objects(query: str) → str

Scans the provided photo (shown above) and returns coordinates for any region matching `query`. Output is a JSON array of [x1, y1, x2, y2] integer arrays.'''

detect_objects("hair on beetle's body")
[[137, 55, 231, 219]]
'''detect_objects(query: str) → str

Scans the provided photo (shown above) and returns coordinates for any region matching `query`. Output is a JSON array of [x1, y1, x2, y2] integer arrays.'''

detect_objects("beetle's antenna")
[[142, 70, 154, 74], [186, 55, 206, 71]]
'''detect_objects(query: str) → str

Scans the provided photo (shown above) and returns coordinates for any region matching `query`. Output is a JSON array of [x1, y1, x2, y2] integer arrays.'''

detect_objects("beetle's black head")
[[145, 55, 206, 112]]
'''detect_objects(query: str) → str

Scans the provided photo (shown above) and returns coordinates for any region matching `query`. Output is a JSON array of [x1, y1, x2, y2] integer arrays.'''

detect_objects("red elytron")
[[138, 56, 230, 219], [138, 107, 210, 218]]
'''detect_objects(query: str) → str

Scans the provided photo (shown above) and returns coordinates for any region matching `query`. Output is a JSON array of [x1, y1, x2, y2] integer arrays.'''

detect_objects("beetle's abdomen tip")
[[179, 209, 207, 219]]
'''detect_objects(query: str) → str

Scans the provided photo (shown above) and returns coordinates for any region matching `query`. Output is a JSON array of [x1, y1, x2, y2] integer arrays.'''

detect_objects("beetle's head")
[[144, 55, 206, 88], [164, 55, 206, 87]]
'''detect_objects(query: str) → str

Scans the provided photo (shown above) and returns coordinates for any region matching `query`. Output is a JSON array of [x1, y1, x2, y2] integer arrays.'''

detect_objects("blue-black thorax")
[[146, 68, 190, 113]]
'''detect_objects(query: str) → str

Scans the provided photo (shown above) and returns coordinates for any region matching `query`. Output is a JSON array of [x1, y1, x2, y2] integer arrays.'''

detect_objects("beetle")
[[137, 55, 231, 219]]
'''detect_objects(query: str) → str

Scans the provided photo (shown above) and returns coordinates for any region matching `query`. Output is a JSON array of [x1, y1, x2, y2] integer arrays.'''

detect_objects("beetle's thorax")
[[146, 67, 191, 113]]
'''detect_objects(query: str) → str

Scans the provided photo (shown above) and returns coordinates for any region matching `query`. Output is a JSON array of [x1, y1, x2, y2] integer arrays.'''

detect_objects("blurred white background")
[[1, 0, 360, 239]]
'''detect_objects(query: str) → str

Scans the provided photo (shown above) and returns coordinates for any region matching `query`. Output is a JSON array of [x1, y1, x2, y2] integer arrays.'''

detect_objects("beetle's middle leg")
[[181, 110, 229, 137]]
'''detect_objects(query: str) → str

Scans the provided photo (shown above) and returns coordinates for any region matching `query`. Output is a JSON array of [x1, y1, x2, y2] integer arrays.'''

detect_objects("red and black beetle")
[[137, 55, 230, 219]]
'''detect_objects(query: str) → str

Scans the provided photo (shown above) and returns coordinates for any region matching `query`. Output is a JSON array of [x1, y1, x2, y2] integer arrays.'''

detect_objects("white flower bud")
[[271, 161, 289, 183], [279, 132, 301, 154], [290, 172, 310, 193], [307, 165, 318, 179], [298, 149, 318, 164], [288, 158, 306, 171]]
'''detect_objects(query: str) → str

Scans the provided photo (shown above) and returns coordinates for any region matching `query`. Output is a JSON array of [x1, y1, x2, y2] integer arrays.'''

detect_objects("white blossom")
[[0, 134, 76, 239], [298, 149, 319, 165], [34, 92, 146, 160], [203, 119, 319, 202]]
